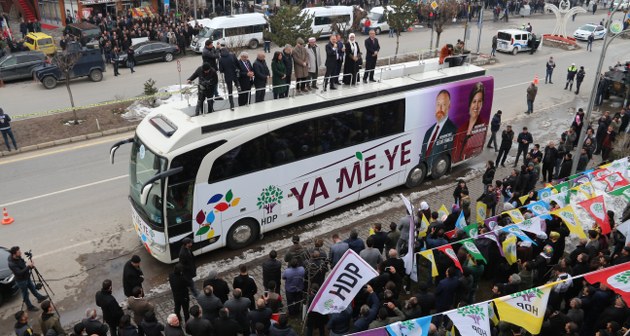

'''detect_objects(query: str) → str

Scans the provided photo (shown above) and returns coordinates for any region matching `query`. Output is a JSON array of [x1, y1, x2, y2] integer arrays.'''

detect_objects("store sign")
[[81, 0, 116, 5]]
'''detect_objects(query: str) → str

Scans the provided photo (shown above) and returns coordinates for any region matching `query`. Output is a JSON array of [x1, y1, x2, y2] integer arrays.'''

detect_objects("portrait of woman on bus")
[[453, 82, 488, 163]]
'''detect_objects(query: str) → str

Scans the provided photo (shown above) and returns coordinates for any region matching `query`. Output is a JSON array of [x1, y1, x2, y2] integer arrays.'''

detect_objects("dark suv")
[[0, 51, 47, 82], [0, 247, 18, 306], [33, 44, 105, 89]]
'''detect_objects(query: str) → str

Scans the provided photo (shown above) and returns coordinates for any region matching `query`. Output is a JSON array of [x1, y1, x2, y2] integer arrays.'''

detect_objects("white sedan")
[[573, 23, 607, 40]]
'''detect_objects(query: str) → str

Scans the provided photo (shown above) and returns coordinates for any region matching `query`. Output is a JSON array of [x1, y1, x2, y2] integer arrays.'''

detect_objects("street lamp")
[[570, 3, 629, 175]]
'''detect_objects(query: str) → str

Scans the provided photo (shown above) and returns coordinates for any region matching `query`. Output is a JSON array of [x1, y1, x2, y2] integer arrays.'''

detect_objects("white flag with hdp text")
[[307, 249, 379, 315]]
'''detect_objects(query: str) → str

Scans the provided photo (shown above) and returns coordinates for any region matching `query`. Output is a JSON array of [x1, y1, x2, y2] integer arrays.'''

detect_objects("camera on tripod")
[[24, 250, 33, 259], [24, 250, 44, 290]]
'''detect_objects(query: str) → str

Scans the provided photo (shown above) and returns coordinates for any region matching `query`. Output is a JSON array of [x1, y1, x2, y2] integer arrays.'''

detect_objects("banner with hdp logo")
[[446, 302, 491, 336], [493, 285, 553, 334]]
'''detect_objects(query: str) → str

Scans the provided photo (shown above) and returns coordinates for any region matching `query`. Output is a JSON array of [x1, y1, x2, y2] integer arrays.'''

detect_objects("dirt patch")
[[9, 102, 138, 149]]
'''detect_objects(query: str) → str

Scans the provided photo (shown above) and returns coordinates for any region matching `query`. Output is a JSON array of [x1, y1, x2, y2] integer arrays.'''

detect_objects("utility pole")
[[571, 3, 628, 175], [476, 7, 483, 54]]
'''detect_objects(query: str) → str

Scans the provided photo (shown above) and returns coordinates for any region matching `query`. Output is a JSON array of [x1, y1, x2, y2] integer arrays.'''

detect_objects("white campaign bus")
[[110, 57, 493, 263], [190, 13, 267, 52], [301, 6, 354, 36]]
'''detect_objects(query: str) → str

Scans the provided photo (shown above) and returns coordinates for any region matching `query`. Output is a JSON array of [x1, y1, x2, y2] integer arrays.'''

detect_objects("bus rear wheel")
[[226, 218, 259, 249], [431, 154, 451, 179], [405, 163, 426, 188]]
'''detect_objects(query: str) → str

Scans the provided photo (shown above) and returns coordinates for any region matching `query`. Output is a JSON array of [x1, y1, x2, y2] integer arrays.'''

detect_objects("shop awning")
[[130, 6, 157, 18]]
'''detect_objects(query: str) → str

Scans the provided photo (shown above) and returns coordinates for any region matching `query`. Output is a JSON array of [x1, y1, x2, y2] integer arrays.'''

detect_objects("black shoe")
[[363, 80, 368, 84], [487, 146, 493, 149], [330, 86, 337, 90], [501, 163, 506, 167], [230, 107, 234, 111], [312, 86, 318, 89], [550, 81, 553, 84], [28, 306, 39, 312], [369, 79, 377, 82]]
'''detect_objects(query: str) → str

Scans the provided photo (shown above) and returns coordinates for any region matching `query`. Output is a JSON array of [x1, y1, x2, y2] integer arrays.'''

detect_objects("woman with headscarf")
[[343, 33, 361, 86], [271, 51, 287, 99], [453, 82, 488, 162]]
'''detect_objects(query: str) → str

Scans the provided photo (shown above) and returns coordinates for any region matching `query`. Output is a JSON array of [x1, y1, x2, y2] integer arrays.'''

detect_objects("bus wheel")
[[248, 39, 260, 49], [405, 163, 426, 188], [431, 154, 451, 179], [226, 218, 259, 249]]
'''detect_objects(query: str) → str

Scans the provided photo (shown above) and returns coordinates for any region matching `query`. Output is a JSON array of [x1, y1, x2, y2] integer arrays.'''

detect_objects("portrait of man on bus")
[[421, 89, 457, 167], [452, 82, 488, 163]]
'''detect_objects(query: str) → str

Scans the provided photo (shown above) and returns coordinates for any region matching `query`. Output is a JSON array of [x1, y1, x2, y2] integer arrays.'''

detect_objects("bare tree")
[[418, 0, 460, 51], [52, 50, 82, 124], [383, 1, 418, 60]]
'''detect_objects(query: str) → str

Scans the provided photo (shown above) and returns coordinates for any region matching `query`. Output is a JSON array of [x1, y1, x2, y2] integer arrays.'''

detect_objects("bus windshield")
[[130, 137, 167, 227], [198, 27, 215, 38]]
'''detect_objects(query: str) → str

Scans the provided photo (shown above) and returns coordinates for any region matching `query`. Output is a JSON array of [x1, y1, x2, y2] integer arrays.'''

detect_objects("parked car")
[[612, 0, 629, 9], [23, 32, 57, 55], [33, 45, 105, 89], [0, 247, 19, 306], [0, 51, 47, 82], [573, 23, 607, 40], [116, 41, 178, 66], [496, 29, 540, 55]]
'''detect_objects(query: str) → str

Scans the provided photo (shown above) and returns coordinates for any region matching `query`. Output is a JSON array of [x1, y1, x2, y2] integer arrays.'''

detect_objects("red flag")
[[597, 172, 630, 192], [578, 195, 611, 235], [584, 261, 630, 305], [437, 244, 463, 273], [444, 229, 457, 239]]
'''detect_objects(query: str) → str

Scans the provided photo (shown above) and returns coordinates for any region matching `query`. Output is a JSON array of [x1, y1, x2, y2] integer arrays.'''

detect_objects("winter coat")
[[558, 158, 573, 179], [269, 324, 299, 336], [95, 289, 124, 326], [196, 293, 223, 321], [526, 84, 538, 101], [500, 129, 514, 149], [7, 256, 30, 281], [139, 320, 164, 336], [282, 51, 293, 80], [185, 316, 212, 336], [272, 60, 288, 94], [482, 167, 496, 185], [82, 317, 109, 336], [292, 44, 309, 78], [178, 246, 196, 279], [38, 313, 65, 336], [163, 324, 184, 336], [490, 113, 501, 132], [253, 58, 270, 89], [306, 45, 321, 74], [201, 46, 219, 70], [262, 258, 282, 290], [218, 49, 239, 83], [122, 261, 144, 297]]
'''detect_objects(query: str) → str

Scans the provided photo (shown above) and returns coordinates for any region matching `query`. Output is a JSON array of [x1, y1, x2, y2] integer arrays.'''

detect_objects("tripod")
[[27, 253, 60, 319]]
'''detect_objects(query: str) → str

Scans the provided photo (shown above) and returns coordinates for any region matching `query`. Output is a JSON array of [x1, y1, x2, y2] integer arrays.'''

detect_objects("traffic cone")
[[2, 208, 14, 225], [533, 75, 540, 85]]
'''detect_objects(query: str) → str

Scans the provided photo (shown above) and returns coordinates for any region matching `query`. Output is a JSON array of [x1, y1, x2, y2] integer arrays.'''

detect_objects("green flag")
[[609, 184, 630, 202], [463, 239, 487, 263], [463, 222, 479, 238]]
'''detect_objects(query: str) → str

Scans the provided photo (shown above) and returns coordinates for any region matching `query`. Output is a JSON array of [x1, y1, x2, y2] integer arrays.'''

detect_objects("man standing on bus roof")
[[323, 35, 339, 91], [421, 89, 457, 168], [253, 52, 270, 103], [188, 63, 219, 116], [306, 37, 321, 90], [179, 237, 199, 297], [237, 52, 254, 106], [363, 29, 380, 83]]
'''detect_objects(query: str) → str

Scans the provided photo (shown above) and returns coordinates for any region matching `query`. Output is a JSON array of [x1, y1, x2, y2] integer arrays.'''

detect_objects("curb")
[[0, 125, 138, 158]]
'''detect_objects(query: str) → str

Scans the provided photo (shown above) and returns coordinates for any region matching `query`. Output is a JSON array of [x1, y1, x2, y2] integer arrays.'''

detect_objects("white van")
[[300, 6, 354, 36], [496, 29, 535, 55], [190, 13, 267, 53], [361, 6, 395, 35]]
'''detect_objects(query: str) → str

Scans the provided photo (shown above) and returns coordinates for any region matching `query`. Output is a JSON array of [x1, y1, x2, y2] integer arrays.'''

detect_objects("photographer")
[[8, 247, 48, 312], [187, 63, 219, 116]]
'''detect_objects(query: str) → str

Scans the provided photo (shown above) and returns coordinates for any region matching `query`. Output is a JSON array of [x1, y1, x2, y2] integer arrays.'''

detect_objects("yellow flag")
[[504, 209, 525, 223], [493, 285, 553, 334], [476, 202, 487, 223], [551, 205, 586, 239], [519, 195, 529, 205], [419, 250, 438, 277], [438, 204, 450, 219], [418, 214, 430, 238], [368, 228, 375, 236], [576, 182, 595, 198], [502, 235, 517, 265]]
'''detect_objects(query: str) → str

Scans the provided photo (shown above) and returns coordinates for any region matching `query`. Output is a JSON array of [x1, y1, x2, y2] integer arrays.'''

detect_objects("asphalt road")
[[0, 10, 629, 330]]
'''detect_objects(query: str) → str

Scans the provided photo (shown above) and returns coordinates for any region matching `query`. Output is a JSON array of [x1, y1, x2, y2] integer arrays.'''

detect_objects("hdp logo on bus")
[[195, 189, 241, 238]]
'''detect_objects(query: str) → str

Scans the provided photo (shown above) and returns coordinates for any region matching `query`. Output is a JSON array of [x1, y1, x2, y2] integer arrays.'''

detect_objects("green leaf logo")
[[355, 151, 363, 161]]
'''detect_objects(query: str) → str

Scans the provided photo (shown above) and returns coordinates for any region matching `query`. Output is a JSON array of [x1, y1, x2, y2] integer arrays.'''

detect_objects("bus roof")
[[136, 58, 485, 157], [202, 13, 266, 28]]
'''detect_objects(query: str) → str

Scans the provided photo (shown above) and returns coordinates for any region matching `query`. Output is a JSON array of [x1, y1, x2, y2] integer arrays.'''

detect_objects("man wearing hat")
[[565, 63, 578, 91], [179, 237, 199, 296], [122, 255, 144, 297]]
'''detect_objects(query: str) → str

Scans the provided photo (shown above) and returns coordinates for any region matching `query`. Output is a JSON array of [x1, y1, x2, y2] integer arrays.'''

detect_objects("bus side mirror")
[[110, 137, 134, 164], [140, 183, 153, 205]]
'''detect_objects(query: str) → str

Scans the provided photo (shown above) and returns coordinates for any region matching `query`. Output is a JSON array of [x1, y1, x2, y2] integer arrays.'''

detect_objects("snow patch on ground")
[[122, 84, 196, 120]]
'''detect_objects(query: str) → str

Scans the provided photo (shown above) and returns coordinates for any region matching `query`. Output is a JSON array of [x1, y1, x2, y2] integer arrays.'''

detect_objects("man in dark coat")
[[487, 110, 502, 150], [203, 271, 230, 303], [262, 250, 282, 291], [496, 125, 514, 167], [187, 63, 219, 115], [95, 279, 124, 336], [252, 52, 270, 102], [185, 305, 213, 336], [168, 263, 190, 323], [218, 45, 239, 110], [322, 35, 339, 91], [122, 255, 144, 298], [82, 308, 109, 336], [542, 141, 559, 183], [233, 264, 258, 309], [281, 44, 293, 98], [557, 153, 573, 180], [236, 52, 254, 106], [363, 29, 380, 83], [248, 298, 272, 334], [178, 238, 198, 296], [224, 289, 252, 335], [196, 284, 223, 322], [213, 308, 239, 336], [201, 39, 219, 70], [514, 127, 533, 167], [8, 246, 48, 312]]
